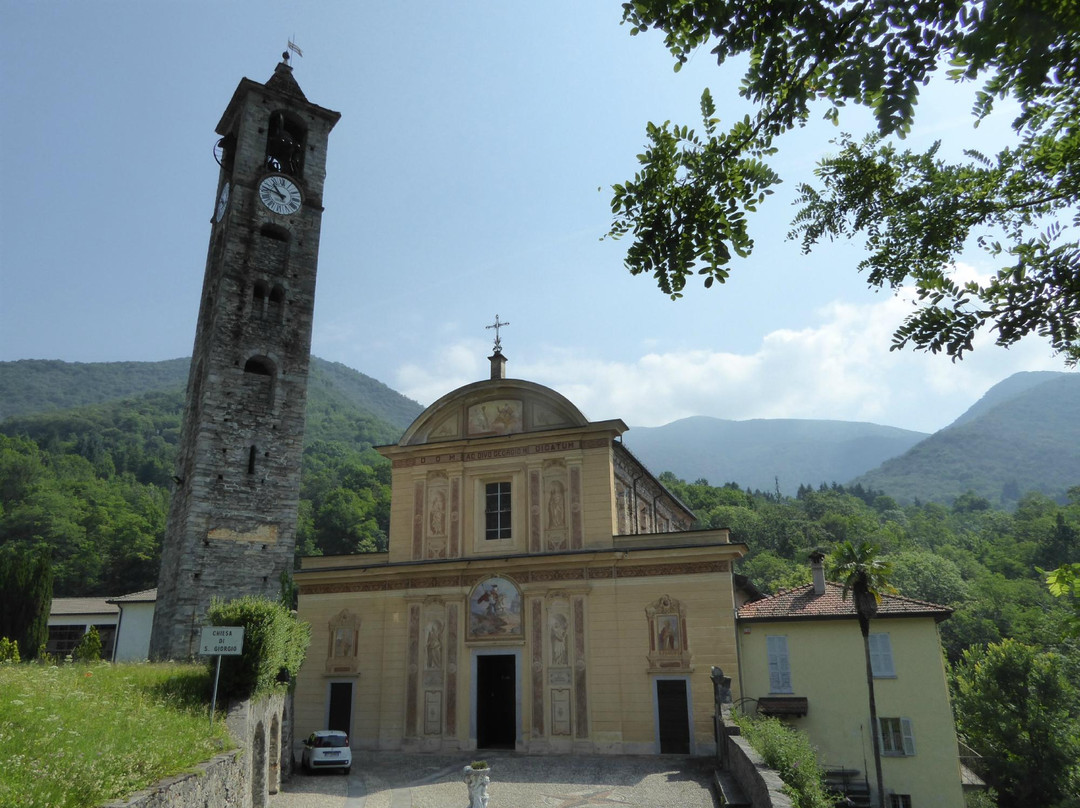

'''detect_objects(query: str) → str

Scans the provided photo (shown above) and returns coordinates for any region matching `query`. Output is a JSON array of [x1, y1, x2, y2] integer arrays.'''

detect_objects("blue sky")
[[0, 1, 1066, 433]]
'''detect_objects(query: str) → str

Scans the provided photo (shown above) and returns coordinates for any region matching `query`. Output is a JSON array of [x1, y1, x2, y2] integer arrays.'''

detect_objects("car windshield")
[[317, 735, 348, 748]]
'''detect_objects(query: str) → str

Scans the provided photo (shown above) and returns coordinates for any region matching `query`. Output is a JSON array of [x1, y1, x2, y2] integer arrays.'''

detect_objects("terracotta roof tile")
[[737, 582, 952, 622]]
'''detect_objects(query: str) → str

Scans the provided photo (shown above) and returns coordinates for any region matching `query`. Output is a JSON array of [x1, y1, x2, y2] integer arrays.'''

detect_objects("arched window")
[[265, 110, 307, 176], [251, 281, 269, 317], [268, 285, 286, 322], [243, 356, 273, 376]]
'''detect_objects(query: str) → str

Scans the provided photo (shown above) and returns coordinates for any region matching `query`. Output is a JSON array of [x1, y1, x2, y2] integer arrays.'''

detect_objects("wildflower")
[[85, 672, 93, 678]]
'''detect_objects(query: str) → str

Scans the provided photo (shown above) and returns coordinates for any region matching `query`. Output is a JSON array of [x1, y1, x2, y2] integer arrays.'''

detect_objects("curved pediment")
[[399, 379, 590, 446]]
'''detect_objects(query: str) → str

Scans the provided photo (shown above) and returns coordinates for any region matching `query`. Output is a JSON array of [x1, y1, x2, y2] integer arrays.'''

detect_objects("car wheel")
[[343, 766, 351, 775]]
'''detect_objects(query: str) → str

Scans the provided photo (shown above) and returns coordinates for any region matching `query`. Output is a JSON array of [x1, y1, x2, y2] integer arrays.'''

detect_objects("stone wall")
[[102, 694, 290, 808], [724, 732, 793, 808], [101, 750, 246, 808]]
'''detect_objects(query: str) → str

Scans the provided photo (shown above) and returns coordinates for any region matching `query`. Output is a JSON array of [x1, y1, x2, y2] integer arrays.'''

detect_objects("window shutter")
[[901, 718, 916, 755], [869, 633, 895, 677], [766, 635, 792, 693]]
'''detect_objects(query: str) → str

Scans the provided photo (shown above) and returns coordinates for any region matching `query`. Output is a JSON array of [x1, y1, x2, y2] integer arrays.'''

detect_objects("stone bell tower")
[[150, 58, 340, 659]]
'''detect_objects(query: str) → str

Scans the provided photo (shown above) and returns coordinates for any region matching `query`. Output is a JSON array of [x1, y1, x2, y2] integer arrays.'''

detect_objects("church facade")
[[293, 353, 746, 754]]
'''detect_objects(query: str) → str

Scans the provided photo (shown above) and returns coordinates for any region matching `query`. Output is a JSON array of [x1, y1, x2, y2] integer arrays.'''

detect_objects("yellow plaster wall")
[[579, 446, 616, 547], [583, 575, 741, 753], [738, 617, 965, 808], [293, 590, 412, 751], [385, 438, 620, 565]]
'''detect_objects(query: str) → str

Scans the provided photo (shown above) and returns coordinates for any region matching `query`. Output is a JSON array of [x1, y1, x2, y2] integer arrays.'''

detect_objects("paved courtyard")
[[271, 751, 719, 808]]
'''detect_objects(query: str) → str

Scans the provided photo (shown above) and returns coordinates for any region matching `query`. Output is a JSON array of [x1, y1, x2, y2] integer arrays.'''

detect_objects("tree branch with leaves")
[[608, 0, 1080, 365]]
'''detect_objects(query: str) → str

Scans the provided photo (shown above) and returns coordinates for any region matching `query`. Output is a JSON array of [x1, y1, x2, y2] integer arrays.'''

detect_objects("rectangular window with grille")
[[888, 795, 912, 808], [46, 625, 87, 657], [485, 482, 512, 540]]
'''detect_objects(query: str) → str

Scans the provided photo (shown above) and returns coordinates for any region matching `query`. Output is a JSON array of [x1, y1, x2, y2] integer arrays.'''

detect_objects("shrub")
[[72, 627, 102, 662], [206, 596, 311, 698], [0, 637, 20, 663], [733, 713, 833, 808]]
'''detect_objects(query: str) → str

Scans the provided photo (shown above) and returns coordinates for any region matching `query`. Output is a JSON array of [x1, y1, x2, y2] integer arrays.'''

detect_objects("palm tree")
[[830, 540, 895, 808]]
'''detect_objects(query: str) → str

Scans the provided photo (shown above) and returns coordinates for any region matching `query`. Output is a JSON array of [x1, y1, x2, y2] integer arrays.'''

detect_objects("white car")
[[301, 730, 352, 774]]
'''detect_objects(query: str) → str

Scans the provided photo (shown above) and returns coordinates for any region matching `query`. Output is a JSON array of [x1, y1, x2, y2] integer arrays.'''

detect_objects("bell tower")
[[150, 58, 340, 660]]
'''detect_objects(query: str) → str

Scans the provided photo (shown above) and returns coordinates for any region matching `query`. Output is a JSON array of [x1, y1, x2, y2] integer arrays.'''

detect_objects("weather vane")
[[283, 39, 303, 63], [486, 315, 510, 354]]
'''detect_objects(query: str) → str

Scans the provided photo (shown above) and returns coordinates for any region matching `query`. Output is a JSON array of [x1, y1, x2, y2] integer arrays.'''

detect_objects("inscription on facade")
[[393, 440, 583, 468]]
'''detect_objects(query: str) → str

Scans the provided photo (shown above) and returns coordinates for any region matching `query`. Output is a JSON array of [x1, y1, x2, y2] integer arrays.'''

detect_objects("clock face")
[[215, 182, 230, 222], [258, 175, 302, 215]]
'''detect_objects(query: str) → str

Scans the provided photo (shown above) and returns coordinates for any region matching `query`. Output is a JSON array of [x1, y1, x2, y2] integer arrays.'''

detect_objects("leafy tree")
[[72, 626, 102, 662], [1045, 562, 1080, 637], [0, 546, 52, 660], [951, 640, 1080, 808], [890, 549, 968, 606], [609, 0, 1080, 365], [829, 540, 895, 808], [737, 550, 809, 594]]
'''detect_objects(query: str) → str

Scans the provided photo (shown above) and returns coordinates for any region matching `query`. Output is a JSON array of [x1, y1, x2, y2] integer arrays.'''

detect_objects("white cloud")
[[394, 292, 1064, 434]]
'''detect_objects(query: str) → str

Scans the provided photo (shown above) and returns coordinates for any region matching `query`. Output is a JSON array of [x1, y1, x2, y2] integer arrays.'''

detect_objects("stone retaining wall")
[[724, 732, 793, 808], [101, 750, 246, 808], [103, 693, 291, 808]]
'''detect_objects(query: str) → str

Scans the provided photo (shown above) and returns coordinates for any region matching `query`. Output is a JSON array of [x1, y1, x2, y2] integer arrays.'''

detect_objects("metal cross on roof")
[[486, 315, 510, 353]]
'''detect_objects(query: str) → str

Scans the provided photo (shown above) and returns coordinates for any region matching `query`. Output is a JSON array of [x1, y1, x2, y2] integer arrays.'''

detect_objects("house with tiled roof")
[[47, 588, 156, 662], [736, 554, 966, 808]]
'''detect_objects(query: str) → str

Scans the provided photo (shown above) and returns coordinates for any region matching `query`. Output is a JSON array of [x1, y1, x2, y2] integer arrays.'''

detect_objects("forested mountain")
[[623, 372, 1079, 506], [623, 416, 927, 496], [0, 359, 191, 419], [0, 359, 422, 597], [0, 357, 422, 432], [852, 373, 1080, 506], [946, 371, 1069, 428]]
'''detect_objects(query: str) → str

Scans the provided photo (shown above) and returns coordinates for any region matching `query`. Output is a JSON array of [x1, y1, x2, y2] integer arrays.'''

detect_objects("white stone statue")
[[462, 764, 490, 808]]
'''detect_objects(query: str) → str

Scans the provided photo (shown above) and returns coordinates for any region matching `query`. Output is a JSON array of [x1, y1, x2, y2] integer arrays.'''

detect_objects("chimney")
[[809, 550, 826, 596], [489, 350, 507, 380]]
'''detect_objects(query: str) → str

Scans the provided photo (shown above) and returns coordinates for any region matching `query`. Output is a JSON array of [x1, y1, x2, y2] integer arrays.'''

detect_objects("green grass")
[[0, 661, 234, 808]]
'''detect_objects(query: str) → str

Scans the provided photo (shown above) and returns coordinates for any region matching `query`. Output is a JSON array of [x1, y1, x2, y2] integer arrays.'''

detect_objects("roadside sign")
[[201, 625, 246, 726], [200, 626, 244, 656]]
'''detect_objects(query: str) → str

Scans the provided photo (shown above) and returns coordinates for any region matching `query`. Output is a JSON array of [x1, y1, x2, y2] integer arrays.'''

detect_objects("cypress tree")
[[0, 546, 53, 659]]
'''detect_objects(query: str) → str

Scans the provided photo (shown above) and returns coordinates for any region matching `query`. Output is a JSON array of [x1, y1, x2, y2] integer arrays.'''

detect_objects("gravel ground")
[[271, 752, 718, 808]]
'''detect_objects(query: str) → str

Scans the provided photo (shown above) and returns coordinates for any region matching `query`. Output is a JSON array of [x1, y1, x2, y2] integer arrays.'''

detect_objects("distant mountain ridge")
[[4, 360, 1075, 508], [946, 370, 1067, 428], [623, 416, 928, 496], [0, 358, 191, 420], [852, 372, 1080, 506], [0, 357, 423, 434]]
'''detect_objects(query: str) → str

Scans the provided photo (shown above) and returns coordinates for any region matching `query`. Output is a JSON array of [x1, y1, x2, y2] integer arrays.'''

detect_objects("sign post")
[[199, 626, 245, 726]]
